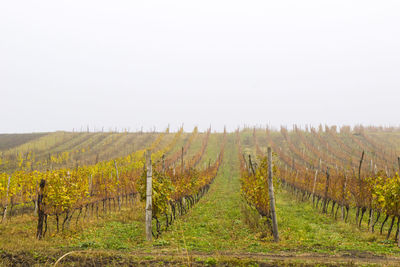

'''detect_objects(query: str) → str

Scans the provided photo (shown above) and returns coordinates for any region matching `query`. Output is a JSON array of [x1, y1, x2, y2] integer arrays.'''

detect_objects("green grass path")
[[160, 134, 260, 252]]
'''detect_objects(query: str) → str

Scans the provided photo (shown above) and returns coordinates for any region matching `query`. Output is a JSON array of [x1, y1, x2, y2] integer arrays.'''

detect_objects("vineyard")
[[0, 126, 400, 266], [258, 126, 400, 243]]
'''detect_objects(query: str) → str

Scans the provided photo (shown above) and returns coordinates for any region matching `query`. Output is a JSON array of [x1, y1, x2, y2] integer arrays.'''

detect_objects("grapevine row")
[[254, 127, 400, 246]]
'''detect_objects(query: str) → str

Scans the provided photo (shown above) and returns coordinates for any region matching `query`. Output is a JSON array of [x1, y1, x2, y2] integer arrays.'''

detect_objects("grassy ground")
[[1, 134, 400, 266]]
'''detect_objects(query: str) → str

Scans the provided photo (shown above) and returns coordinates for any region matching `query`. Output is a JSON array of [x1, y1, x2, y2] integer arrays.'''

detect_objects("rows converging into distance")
[[0, 125, 399, 248]]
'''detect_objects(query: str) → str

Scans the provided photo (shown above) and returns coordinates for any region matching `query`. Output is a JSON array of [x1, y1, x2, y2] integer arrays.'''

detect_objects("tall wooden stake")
[[249, 155, 255, 175], [397, 157, 400, 173], [358, 151, 365, 183], [36, 179, 46, 239], [114, 160, 121, 211], [1, 175, 11, 223], [323, 167, 330, 213], [398, 216, 400, 248], [394, 160, 399, 247], [162, 154, 165, 174], [268, 147, 279, 242], [181, 147, 184, 175], [357, 151, 365, 218], [341, 171, 348, 220], [312, 169, 318, 198], [145, 151, 153, 241], [88, 174, 93, 196]]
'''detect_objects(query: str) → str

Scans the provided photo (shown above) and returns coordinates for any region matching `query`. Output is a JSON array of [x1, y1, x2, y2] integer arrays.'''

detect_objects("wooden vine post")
[[162, 154, 165, 173], [181, 146, 184, 175], [88, 174, 93, 196], [36, 179, 46, 239], [248, 155, 255, 175], [356, 151, 365, 224], [145, 150, 153, 241], [341, 171, 348, 220], [1, 175, 11, 223], [312, 169, 318, 205], [322, 167, 330, 213], [267, 147, 279, 242], [398, 156, 400, 173], [398, 217, 400, 248], [358, 151, 365, 185], [398, 157, 400, 248], [114, 160, 121, 211]]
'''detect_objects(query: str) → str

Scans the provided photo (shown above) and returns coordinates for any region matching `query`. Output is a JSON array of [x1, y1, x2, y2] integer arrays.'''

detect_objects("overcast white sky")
[[1, 1, 399, 133]]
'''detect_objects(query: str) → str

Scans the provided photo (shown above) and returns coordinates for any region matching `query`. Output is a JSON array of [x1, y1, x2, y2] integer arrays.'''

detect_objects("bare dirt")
[[1, 249, 400, 266]]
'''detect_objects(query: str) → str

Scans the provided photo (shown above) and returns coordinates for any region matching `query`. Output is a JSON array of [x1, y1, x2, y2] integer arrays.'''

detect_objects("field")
[[1, 126, 400, 266]]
